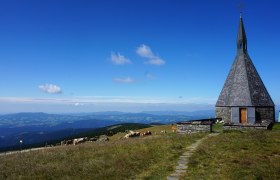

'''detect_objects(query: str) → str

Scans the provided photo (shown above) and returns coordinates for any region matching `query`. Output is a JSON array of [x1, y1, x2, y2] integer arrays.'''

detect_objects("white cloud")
[[0, 96, 216, 105], [38, 84, 62, 94], [74, 102, 84, 106], [146, 57, 165, 66], [111, 52, 131, 65], [136, 44, 154, 58], [136, 44, 165, 66], [113, 77, 135, 84], [0, 98, 215, 114], [0, 96, 216, 113], [145, 72, 156, 80]]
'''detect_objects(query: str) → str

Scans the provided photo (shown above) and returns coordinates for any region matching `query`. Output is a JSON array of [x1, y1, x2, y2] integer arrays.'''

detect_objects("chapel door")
[[240, 108, 247, 124]]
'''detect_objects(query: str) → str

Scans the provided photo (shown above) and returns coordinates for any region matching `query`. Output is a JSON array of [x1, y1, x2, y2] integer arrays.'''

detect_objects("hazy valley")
[[0, 110, 214, 151]]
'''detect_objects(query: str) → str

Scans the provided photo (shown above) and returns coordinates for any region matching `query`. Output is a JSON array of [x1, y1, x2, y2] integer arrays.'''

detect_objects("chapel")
[[216, 15, 275, 125]]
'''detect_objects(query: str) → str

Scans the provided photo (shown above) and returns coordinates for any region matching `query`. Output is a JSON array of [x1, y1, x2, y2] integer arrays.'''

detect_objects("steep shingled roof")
[[216, 16, 274, 107]]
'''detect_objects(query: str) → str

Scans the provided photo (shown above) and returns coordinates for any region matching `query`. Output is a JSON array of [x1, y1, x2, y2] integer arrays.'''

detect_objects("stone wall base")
[[216, 106, 275, 124], [223, 120, 272, 130], [216, 107, 231, 123], [177, 124, 212, 133], [255, 107, 275, 123]]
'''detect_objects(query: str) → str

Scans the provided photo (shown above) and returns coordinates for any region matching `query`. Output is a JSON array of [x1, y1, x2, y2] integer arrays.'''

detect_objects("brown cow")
[[141, 131, 152, 136]]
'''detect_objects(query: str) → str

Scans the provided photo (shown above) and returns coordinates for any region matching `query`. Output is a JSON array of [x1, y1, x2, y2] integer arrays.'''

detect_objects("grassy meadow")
[[0, 125, 204, 179], [1, 123, 280, 179], [183, 126, 280, 179]]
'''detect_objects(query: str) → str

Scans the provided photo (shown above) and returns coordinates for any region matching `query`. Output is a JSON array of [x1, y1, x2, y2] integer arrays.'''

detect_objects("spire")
[[237, 15, 247, 52]]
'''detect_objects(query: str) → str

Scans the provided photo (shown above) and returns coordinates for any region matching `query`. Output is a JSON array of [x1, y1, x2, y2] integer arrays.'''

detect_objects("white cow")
[[124, 130, 140, 138], [73, 137, 87, 145]]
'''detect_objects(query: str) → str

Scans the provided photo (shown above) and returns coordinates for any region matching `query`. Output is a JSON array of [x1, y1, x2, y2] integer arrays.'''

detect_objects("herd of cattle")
[[123, 130, 152, 138], [60, 130, 153, 146], [60, 137, 102, 146]]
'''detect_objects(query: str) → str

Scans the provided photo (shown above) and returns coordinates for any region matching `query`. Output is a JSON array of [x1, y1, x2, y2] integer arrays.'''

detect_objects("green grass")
[[109, 124, 175, 140], [212, 123, 223, 132], [0, 128, 205, 179], [272, 122, 280, 130], [183, 130, 280, 179], [2, 124, 280, 179]]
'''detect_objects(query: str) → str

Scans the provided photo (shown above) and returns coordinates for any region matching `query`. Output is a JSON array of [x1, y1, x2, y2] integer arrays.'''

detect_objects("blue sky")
[[0, 0, 280, 113]]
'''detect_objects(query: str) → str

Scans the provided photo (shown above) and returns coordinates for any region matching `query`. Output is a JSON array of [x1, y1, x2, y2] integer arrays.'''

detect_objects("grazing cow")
[[98, 135, 109, 141], [141, 131, 152, 136], [124, 130, 140, 138], [73, 139, 78, 145], [161, 130, 167, 134], [66, 139, 73, 145], [172, 126, 177, 133], [124, 134, 130, 138], [73, 137, 87, 145], [216, 119, 225, 124], [60, 140, 66, 146], [89, 137, 98, 142]]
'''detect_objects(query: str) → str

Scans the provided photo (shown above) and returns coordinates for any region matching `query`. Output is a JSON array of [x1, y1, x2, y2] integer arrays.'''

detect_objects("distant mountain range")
[[0, 110, 215, 150]]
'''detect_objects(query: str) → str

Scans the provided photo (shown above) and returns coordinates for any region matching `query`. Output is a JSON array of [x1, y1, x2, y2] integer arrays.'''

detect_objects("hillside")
[[0, 124, 280, 179], [0, 123, 151, 152], [0, 111, 214, 150], [185, 127, 280, 179]]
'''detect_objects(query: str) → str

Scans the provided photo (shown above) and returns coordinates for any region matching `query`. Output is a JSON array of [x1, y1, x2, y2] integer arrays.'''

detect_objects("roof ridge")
[[226, 56, 239, 105], [243, 53, 253, 106]]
